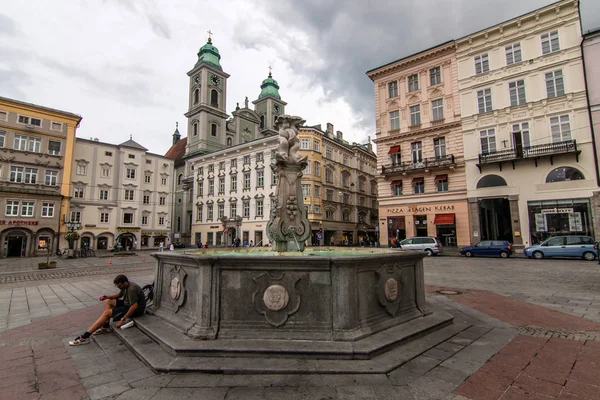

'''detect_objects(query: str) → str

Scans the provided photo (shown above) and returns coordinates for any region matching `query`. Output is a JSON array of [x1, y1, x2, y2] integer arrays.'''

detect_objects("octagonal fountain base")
[[116, 248, 455, 374]]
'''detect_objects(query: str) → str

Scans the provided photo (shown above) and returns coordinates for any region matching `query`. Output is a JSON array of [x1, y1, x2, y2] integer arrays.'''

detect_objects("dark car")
[[460, 240, 513, 258], [173, 242, 186, 248]]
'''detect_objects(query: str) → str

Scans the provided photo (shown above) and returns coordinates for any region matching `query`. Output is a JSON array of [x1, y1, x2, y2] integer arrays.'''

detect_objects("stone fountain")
[[115, 116, 455, 375]]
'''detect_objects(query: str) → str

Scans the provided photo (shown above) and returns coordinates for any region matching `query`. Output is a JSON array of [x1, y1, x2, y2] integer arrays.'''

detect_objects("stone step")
[[115, 313, 467, 374]]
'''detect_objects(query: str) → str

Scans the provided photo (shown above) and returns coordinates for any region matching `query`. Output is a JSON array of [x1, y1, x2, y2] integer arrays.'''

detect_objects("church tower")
[[185, 33, 230, 154], [253, 70, 287, 136]]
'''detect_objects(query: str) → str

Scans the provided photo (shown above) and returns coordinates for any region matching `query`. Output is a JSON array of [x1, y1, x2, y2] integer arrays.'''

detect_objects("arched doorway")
[[6, 231, 27, 257], [226, 227, 237, 247], [116, 233, 135, 251], [96, 232, 114, 250]]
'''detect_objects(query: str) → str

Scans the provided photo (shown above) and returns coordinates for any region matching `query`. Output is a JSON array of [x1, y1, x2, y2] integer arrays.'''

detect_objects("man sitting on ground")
[[69, 274, 147, 345]]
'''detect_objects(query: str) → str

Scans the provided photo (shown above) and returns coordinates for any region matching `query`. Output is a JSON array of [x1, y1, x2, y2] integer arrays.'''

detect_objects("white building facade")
[[457, 0, 598, 247], [70, 138, 174, 250]]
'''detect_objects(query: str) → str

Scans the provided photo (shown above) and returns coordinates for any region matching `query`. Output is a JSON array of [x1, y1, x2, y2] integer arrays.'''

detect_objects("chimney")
[[336, 130, 343, 141], [326, 123, 334, 136]]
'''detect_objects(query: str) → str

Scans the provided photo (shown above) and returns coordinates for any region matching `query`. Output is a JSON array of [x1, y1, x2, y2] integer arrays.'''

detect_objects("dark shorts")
[[112, 300, 145, 321]]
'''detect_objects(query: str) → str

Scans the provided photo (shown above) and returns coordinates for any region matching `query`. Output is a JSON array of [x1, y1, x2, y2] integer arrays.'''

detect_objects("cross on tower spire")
[[207, 29, 213, 43], [268, 65, 272, 77]]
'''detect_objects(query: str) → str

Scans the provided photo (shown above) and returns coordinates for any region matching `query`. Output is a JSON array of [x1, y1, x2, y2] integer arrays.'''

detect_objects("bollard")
[[108, 258, 112, 265]]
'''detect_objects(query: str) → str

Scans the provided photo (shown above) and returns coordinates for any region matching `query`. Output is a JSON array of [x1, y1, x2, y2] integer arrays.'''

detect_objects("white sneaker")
[[120, 320, 134, 330]]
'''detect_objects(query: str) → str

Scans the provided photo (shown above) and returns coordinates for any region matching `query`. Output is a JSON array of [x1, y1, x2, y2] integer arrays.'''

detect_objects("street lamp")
[[66, 220, 81, 232], [65, 220, 81, 252]]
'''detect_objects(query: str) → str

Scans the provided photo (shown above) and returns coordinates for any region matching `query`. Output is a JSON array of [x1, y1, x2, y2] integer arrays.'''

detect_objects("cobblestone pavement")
[[424, 256, 600, 323]]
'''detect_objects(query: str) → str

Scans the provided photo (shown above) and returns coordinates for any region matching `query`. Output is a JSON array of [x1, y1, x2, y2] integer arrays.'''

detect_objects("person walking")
[[68, 275, 146, 345], [169, 243, 174, 251], [159, 242, 164, 252]]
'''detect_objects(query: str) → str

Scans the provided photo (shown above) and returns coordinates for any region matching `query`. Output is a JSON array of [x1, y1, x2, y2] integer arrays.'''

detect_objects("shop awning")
[[434, 213, 455, 225], [434, 174, 448, 181], [388, 145, 401, 154], [412, 177, 424, 183], [390, 180, 402, 185]]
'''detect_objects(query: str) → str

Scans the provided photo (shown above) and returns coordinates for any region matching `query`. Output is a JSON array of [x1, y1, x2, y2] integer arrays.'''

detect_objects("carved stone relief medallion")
[[170, 277, 181, 300], [169, 265, 187, 313], [263, 284, 289, 311], [384, 278, 398, 301]]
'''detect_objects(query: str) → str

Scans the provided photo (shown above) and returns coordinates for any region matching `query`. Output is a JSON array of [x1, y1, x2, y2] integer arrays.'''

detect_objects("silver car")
[[399, 237, 442, 256]]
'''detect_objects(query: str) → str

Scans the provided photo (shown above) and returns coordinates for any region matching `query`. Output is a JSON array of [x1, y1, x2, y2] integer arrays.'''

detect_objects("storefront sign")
[[210, 225, 220, 229], [0, 220, 39, 226], [256, 224, 262, 227], [541, 208, 573, 214], [387, 204, 455, 214], [85, 224, 96, 228], [141, 231, 169, 236], [117, 227, 140, 233]]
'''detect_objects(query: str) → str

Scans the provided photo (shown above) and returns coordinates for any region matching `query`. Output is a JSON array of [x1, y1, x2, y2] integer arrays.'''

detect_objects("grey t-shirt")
[[119, 282, 146, 312]]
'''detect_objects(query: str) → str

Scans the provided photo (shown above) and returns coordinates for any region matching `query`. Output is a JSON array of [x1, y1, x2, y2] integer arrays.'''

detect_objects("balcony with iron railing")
[[476, 139, 580, 172], [382, 154, 455, 175]]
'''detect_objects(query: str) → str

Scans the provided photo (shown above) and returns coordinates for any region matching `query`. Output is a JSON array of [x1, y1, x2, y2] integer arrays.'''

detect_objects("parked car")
[[173, 242, 186, 249], [524, 235, 597, 261], [460, 240, 513, 258], [398, 237, 442, 256]]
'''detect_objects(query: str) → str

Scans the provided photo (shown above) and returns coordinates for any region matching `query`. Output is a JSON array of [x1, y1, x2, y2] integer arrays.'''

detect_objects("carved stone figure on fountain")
[[275, 115, 307, 165]]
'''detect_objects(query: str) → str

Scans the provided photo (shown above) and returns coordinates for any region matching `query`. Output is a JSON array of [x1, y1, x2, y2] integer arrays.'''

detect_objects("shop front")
[[0, 220, 58, 258], [141, 230, 171, 248], [528, 198, 593, 244], [116, 227, 140, 251], [381, 200, 470, 247]]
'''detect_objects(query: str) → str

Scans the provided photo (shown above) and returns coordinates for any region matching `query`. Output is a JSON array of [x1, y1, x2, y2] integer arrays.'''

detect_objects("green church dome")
[[258, 72, 281, 99], [194, 38, 222, 70]]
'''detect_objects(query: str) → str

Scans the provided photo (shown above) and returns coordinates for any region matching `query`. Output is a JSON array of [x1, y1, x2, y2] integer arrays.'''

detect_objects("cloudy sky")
[[1, 0, 599, 155]]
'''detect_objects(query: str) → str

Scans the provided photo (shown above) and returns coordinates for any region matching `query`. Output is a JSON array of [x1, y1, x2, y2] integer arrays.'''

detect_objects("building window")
[[541, 30, 560, 55], [512, 122, 531, 148], [545, 70, 564, 98], [194, 88, 199, 104], [545, 167, 584, 183], [434, 137, 446, 159], [411, 142, 423, 163], [102, 167, 110, 178], [208, 164, 214, 173], [73, 187, 84, 198], [243, 155, 250, 165], [126, 168, 136, 179], [45, 170, 58, 186], [408, 74, 419, 92], [141, 215, 148, 225], [76, 164, 87, 175], [128, 154, 135, 159], [256, 200, 264, 217], [326, 148, 332, 159], [21, 201, 34, 217], [197, 205, 203, 222], [300, 139, 310, 149], [260, 115, 265, 129], [474, 53, 489, 74], [208, 179, 214, 195], [0, 131, 4, 147], [326, 189, 334, 201], [257, 170, 264, 187], [24, 167, 37, 183], [158, 217, 165, 225], [314, 185, 320, 197], [217, 203, 224, 219], [509, 80, 526, 106], [193, 123, 198, 136], [271, 171, 278, 185], [436, 175, 448, 192], [231, 175, 237, 191], [227, 137, 233, 146], [243, 202, 250, 218], [100, 212, 109, 223], [231, 159, 237, 169], [244, 172, 250, 189], [18, 115, 41, 126], [505, 42, 522, 65], [14, 134, 26, 151], [429, 67, 441, 86], [388, 81, 398, 98], [70, 211, 81, 222], [313, 161, 320, 176], [209, 123, 217, 137], [342, 172, 350, 187], [431, 99, 443, 121], [210, 89, 218, 107], [122, 213, 134, 224], [207, 204, 214, 220], [409, 105, 421, 126], [28, 137, 41, 153], [230, 203, 237, 218], [159, 196, 166, 205], [10, 166, 23, 183], [480, 129, 497, 154], [314, 205, 321, 214], [550, 115, 571, 142], [218, 177, 225, 194], [124, 189, 135, 200], [325, 168, 334, 183], [257, 152, 264, 162], [302, 184, 311, 197], [342, 212, 350, 222], [145, 174, 151, 183], [99, 190, 109, 200], [143, 195, 150, 204], [392, 181, 402, 196], [219, 161, 225, 171], [161, 177, 167, 185], [6, 200, 19, 216], [389, 111, 400, 130], [41, 202, 54, 217], [326, 209, 334, 219], [477, 88, 492, 113], [105, 151, 113, 156], [390, 147, 401, 165], [413, 178, 424, 194], [48, 140, 61, 155]]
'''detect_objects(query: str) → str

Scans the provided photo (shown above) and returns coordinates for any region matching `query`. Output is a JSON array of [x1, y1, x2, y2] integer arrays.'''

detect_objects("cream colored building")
[[70, 137, 174, 250], [368, 41, 470, 247], [457, 0, 597, 247]]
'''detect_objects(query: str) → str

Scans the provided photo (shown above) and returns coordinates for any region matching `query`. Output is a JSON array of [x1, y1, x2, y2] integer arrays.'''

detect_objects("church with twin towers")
[[167, 33, 379, 248]]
